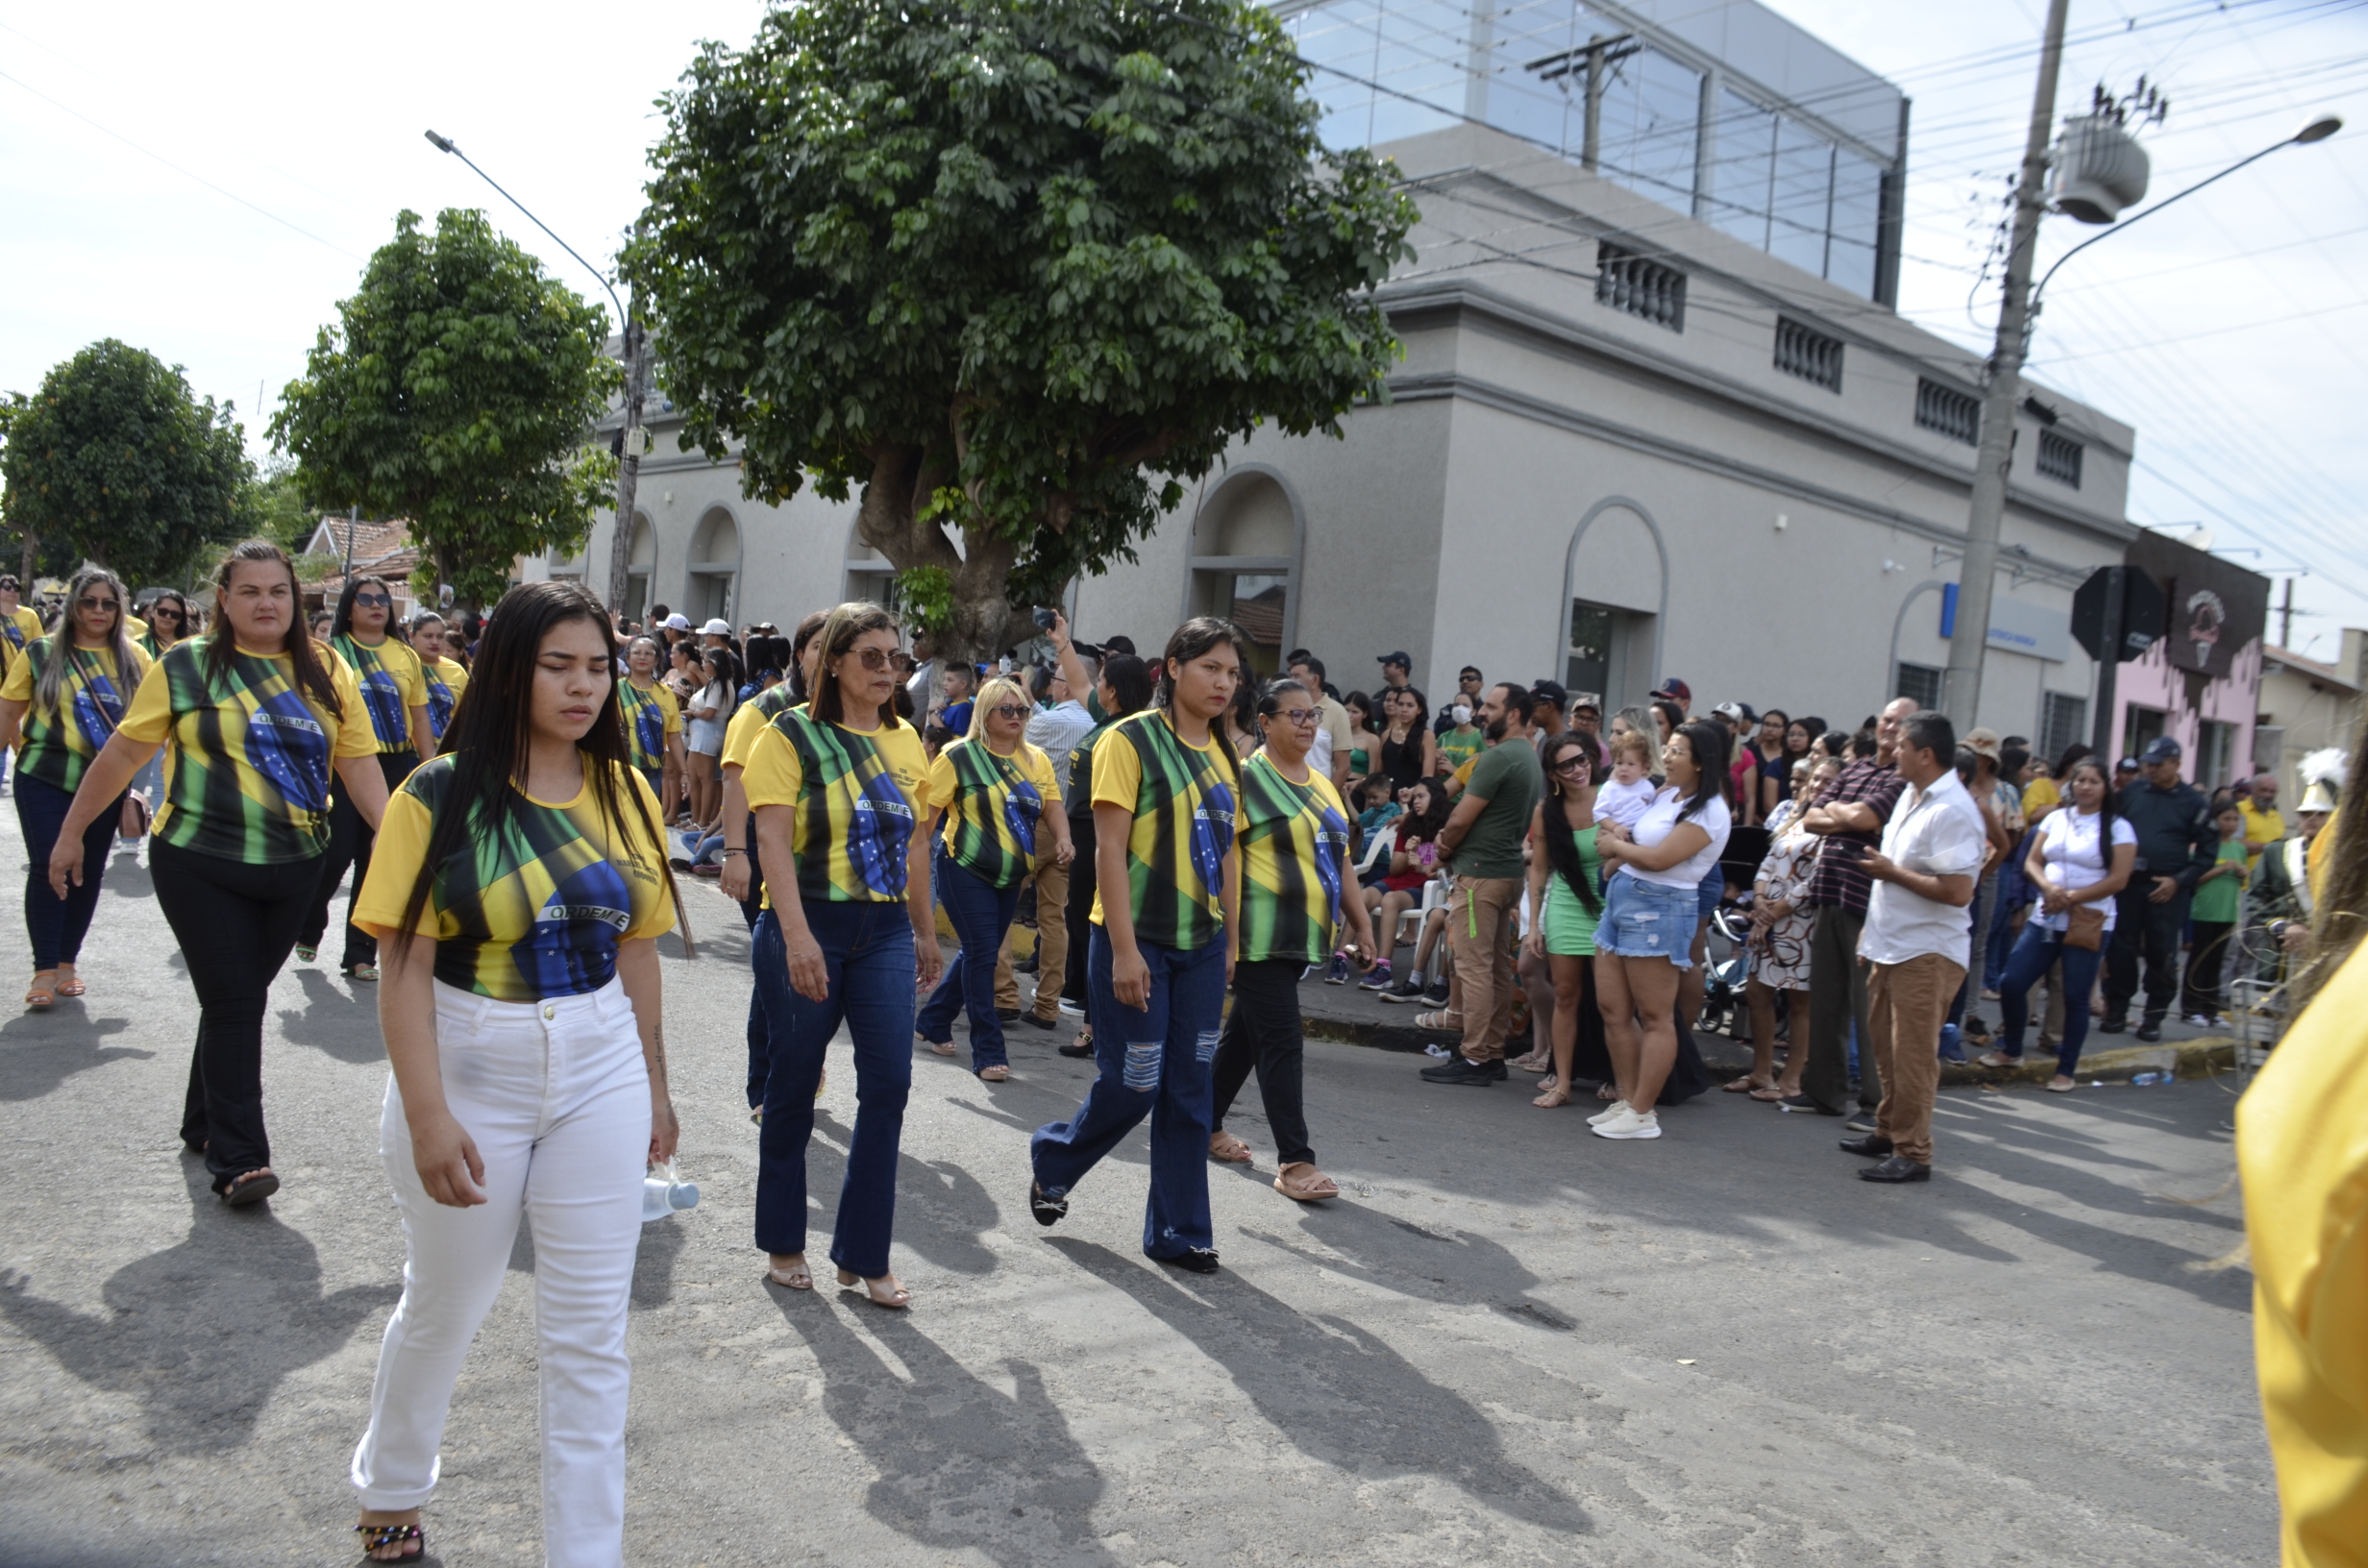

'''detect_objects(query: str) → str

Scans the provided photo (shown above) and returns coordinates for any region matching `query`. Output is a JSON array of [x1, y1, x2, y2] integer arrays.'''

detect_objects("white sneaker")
[[1586, 1101, 1630, 1125], [1591, 1106, 1662, 1140]]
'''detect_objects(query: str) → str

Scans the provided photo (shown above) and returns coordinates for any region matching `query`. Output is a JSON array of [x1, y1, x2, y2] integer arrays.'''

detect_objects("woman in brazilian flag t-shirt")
[[1029, 618, 1246, 1274], [404, 610, 471, 748], [743, 601, 940, 1310], [343, 579, 677, 1566], [48, 540, 388, 1207]]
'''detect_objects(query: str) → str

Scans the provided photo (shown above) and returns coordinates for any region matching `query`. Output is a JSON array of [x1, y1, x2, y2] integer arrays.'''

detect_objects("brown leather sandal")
[[1208, 1131, 1253, 1164], [1272, 1163, 1339, 1201]]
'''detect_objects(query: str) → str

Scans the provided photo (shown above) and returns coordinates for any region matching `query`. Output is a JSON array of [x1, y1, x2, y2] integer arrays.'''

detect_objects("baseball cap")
[[1531, 678, 1568, 707], [701, 618, 732, 636], [1378, 649, 1413, 670], [2115, 755, 2141, 772], [1652, 676, 1691, 703], [2140, 736, 2183, 764], [1099, 634, 1137, 657], [1711, 700, 1745, 723], [663, 613, 692, 631]]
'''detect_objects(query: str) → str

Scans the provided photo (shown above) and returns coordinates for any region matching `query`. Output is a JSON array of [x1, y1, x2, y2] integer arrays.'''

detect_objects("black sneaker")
[[1858, 1155, 1931, 1184], [1018, 1012, 1056, 1031], [1154, 1247, 1221, 1274], [2134, 1020, 2163, 1042], [997, 1008, 1023, 1022], [1029, 1181, 1068, 1227], [2098, 1017, 2128, 1035], [1419, 1054, 1505, 1085], [1376, 973, 1426, 1004], [1424, 979, 1451, 1006]]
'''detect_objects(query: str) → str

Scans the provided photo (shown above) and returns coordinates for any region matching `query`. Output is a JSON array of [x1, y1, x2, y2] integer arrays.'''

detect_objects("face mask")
[[1451, 703, 1472, 725]]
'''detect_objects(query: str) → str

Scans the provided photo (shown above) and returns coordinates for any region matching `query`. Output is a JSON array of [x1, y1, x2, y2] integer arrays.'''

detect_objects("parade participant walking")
[[406, 612, 470, 748], [1208, 676, 1375, 1198], [1055, 649, 1155, 1043], [136, 590, 191, 659], [346, 579, 679, 1567], [1522, 731, 1605, 1109], [915, 674, 1073, 1079], [618, 635, 685, 806], [298, 576, 429, 979], [744, 601, 940, 1309], [1030, 619, 1244, 1273], [0, 566, 151, 1009], [48, 540, 386, 1204]]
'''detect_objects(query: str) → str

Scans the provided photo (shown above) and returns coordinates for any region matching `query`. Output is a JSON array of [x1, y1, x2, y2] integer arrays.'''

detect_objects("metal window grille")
[[2036, 429, 2084, 488], [1895, 661, 1943, 711], [1595, 242, 1686, 331], [1773, 317, 1843, 391], [1915, 379, 1981, 445], [2039, 692, 2087, 766]]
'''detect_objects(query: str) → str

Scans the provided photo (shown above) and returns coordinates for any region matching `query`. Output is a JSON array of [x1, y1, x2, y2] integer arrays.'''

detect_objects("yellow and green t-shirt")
[[927, 736, 1059, 888], [619, 676, 684, 773], [719, 682, 795, 772], [0, 604, 42, 658], [333, 632, 426, 756], [0, 636, 153, 795], [355, 756, 676, 1002], [136, 630, 178, 661], [1088, 709, 1238, 951], [1235, 751, 1350, 966], [418, 656, 470, 746], [1437, 725, 1484, 775], [117, 638, 377, 864], [741, 707, 928, 908]]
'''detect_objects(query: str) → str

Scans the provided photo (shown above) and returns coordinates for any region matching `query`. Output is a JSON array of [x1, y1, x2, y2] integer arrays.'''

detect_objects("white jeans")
[[351, 976, 652, 1568]]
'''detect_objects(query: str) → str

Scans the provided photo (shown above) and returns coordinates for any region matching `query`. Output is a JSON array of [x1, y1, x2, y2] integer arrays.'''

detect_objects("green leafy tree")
[[241, 454, 323, 554], [272, 208, 619, 608], [0, 340, 252, 586], [626, 0, 1417, 658]]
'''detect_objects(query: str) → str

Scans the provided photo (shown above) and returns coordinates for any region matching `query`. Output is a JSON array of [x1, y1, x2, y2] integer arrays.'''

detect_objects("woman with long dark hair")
[[405, 611, 470, 750], [915, 674, 1073, 1078], [346, 579, 678, 1565], [136, 589, 190, 658], [1739, 755, 1833, 1101], [618, 634, 684, 805], [744, 601, 940, 1308], [49, 541, 386, 1203], [1376, 685, 1437, 799], [1980, 756, 2134, 1090], [682, 646, 740, 829], [1054, 649, 1154, 1058], [1366, 776, 1450, 998], [1590, 721, 1733, 1139], [297, 574, 429, 979], [1752, 708, 1792, 823], [1030, 618, 1244, 1272], [0, 566, 149, 1008], [1522, 731, 1607, 1109], [1207, 676, 1376, 1198]]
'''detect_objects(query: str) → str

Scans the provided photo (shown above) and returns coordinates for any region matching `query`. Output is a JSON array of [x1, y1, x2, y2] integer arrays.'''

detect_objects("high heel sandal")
[[355, 1519, 424, 1560], [766, 1257, 813, 1290], [836, 1268, 910, 1309]]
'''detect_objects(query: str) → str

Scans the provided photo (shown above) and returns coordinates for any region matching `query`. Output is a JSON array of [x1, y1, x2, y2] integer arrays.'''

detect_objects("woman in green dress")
[[1524, 730, 1606, 1109]]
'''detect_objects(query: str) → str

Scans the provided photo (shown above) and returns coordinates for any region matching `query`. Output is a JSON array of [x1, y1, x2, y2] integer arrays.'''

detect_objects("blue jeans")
[[1032, 929, 1227, 1259], [15, 773, 121, 969], [915, 851, 1020, 1071], [1997, 922, 2103, 1080], [1984, 888, 2023, 992], [751, 900, 915, 1278]]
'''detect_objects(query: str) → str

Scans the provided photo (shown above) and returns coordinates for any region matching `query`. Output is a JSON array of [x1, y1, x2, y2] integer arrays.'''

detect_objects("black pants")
[[1211, 957, 1314, 1166], [739, 812, 770, 1109], [155, 842, 318, 1191], [2183, 919, 2235, 1019], [16, 773, 122, 969], [2105, 884, 2188, 1025], [1800, 903, 1878, 1115], [300, 750, 414, 968], [1061, 811, 1098, 1008]]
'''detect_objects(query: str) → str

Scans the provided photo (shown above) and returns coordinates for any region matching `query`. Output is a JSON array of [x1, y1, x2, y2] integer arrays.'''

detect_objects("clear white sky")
[[3, 0, 2363, 651]]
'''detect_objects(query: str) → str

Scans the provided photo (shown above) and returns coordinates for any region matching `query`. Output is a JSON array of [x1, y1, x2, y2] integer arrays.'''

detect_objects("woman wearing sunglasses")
[[0, 567, 151, 1010], [1207, 675, 1374, 1201], [136, 590, 190, 658], [914, 674, 1073, 1080], [617, 635, 684, 806], [406, 611, 470, 748], [1523, 732, 1610, 1110], [297, 576, 431, 979], [744, 601, 939, 1308]]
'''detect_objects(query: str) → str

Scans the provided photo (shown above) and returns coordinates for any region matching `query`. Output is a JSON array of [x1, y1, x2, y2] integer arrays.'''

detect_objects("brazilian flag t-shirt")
[[116, 638, 379, 863], [1234, 751, 1351, 966], [333, 632, 427, 755], [618, 677, 682, 773], [1088, 709, 1238, 951], [741, 706, 928, 908], [926, 736, 1059, 888], [418, 656, 470, 745], [355, 756, 677, 1002], [0, 637, 153, 795], [719, 682, 796, 772]]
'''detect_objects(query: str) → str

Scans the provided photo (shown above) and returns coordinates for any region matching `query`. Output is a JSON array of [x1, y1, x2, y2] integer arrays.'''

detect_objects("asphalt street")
[[0, 815, 2277, 1567]]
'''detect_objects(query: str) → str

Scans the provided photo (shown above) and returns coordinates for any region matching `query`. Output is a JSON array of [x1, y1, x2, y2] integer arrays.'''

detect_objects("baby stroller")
[[1698, 890, 1754, 1040]]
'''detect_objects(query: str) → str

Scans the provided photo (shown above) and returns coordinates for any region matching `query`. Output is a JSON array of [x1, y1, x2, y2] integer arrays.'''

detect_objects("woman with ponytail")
[[1522, 730, 1609, 1110]]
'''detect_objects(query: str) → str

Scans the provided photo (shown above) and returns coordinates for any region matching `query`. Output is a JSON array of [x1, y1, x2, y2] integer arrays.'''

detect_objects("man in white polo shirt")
[[1846, 710, 1986, 1184]]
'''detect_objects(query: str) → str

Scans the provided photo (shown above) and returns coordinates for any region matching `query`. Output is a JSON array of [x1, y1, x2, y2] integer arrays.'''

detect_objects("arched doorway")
[[685, 507, 741, 625], [1186, 470, 1301, 679], [1559, 499, 1667, 711]]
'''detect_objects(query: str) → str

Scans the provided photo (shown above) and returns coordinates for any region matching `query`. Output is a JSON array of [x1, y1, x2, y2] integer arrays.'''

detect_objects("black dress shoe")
[[1018, 1012, 1056, 1031], [1419, 1054, 1506, 1085], [1777, 1094, 1842, 1115], [2134, 1021, 2163, 1042], [1153, 1247, 1221, 1274], [1056, 1039, 1095, 1058], [1858, 1155, 1931, 1184], [1839, 1134, 1894, 1158], [2098, 1017, 2128, 1035], [1029, 1181, 1068, 1227], [997, 1008, 1023, 1022]]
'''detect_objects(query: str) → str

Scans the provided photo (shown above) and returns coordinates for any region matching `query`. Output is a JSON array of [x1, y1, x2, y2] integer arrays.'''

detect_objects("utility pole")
[[2278, 576, 2294, 649], [1941, 0, 2071, 730], [605, 321, 649, 618]]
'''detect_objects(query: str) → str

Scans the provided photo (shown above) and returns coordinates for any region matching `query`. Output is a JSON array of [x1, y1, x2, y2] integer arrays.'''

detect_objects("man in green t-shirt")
[[1421, 683, 1542, 1084]]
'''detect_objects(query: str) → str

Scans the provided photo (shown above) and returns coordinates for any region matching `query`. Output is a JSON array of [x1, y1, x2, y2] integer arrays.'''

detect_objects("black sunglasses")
[[353, 593, 392, 608]]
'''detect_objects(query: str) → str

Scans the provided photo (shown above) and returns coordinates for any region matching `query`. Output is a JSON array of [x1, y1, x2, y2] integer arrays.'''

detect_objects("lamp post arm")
[[424, 131, 626, 331], [2031, 140, 2291, 314]]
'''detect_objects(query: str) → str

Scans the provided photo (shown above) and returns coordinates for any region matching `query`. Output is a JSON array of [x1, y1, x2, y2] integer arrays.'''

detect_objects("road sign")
[[2070, 566, 2164, 664]]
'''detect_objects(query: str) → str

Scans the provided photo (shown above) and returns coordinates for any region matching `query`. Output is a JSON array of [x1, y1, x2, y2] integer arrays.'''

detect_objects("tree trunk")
[[853, 446, 1024, 664]]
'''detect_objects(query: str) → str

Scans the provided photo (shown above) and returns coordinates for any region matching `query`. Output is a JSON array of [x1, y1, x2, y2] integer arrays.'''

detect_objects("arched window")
[[1187, 470, 1301, 679], [1560, 499, 1667, 710], [685, 507, 741, 625]]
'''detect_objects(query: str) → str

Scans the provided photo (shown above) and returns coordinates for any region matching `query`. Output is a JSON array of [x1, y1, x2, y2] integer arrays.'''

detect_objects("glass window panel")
[[1296, 0, 1380, 151], [1595, 47, 1702, 210], [1481, 0, 1572, 153], [1709, 88, 1774, 249], [1825, 147, 1884, 294], [1767, 116, 1832, 276]]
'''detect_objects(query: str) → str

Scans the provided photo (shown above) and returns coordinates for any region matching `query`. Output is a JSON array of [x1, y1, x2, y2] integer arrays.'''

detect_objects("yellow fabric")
[[2238, 938, 2368, 1568], [2021, 776, 2061, 817], [2310, 814, 2339, 902], [8, 606, 40, 644], [336, 632, 428, 754], [719, 691, 776, 771], [741, 712, 929, 910], [925, 736, 1060, 886], [0, 638, 154, 792], [2242, 798, 2290, 873]]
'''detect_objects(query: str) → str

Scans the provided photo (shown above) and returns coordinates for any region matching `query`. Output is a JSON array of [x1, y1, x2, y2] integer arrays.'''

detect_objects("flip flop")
[[1748, 1084, 1793, 1102], [1974, 1052, 2022, 1069], [1719, 1075, 1766, 1093], [976, 1065, 1009, 1082]]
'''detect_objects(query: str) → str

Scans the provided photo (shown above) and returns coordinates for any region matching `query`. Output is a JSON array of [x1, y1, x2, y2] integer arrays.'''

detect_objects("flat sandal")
[[355, 1520, 424, 1561]]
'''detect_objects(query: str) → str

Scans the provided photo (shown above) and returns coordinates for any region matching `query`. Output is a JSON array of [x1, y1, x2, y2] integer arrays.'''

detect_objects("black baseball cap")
[[1378, 649, 1412, 670]]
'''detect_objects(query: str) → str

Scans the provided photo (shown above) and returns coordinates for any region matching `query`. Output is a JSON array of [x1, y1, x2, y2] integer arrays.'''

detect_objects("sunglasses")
[[151, 606, 183, 621], [988, 703, 1030, 721], [354, 593, 392, 607], [77, 597, 119, 613], [1553, 757, 1591, 775], [838, 647, 892, 673]]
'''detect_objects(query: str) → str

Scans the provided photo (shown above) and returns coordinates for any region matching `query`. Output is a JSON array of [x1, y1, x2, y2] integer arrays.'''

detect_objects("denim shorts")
[[1599, 873, 1699, 968], [1696, 862, 1724, 919]]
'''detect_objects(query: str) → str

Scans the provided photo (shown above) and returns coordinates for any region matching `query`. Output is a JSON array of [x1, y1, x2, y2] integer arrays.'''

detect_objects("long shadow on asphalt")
[[0, 1157, 398, 1455], [772, 1293, 1118, 1567], [276, 968, 384, 1065], [1048, 1237, 1594, 1537], [1230, 1191, 1568, 1323], [0, 1012, 143, 1101], [802, 1108, 1004, 1277]]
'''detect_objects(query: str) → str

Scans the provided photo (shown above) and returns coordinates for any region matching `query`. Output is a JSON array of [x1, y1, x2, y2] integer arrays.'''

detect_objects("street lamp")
[[423, 130, 649, 619]]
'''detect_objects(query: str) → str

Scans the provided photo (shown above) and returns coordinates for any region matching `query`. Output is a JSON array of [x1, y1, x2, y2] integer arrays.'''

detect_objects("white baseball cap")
[[663, 613, 692, 631], [702, 618, 732, 636]]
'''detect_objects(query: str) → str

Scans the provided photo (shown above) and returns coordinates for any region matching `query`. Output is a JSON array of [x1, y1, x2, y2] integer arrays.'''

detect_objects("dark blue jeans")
[[915, 850, 1020, 1071], [738, 815, 770, 1110], [751, 900, 915, 1278], [1032, 929, 1227, 1260], [1997, 921, 2104, 1080], [16, 773, 121, 969]]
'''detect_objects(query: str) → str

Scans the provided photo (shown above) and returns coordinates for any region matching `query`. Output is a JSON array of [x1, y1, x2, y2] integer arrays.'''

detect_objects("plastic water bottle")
[[642, 1162, 699, 1223], [2130, 1071, 2168, 1088]]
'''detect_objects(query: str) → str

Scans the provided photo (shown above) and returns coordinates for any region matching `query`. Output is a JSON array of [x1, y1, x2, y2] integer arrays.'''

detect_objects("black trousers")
[[1800, 903, 1879, 1115], [155, 842, 319, 1191], [739, 812, 770, 1109], [299, 750, 414, 968], [1061, 811, 1098, 1008], [1211, 958, 1313, 1166], [2104, 884, 2189, 1025], [2183, 919, 2235, 1019]]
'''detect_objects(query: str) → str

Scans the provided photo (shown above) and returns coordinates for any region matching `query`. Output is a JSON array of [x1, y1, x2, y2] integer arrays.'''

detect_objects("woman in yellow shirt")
[[345, 578, 678, 1565], [618, 634, 686, 811], [48, 540, 387, 1205], [744, 601, 940, 1308], [0, 567, 151, 1009], [404, 610, 471, 749], [915, 674, 1073, 1079]]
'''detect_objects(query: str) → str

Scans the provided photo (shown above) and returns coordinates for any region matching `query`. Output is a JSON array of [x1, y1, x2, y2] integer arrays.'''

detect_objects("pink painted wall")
[[2110, 636, 2263, 786]]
